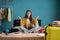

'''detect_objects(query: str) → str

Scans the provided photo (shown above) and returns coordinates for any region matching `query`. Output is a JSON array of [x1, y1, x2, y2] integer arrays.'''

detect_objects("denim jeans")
[[20, 24, 39, 33]]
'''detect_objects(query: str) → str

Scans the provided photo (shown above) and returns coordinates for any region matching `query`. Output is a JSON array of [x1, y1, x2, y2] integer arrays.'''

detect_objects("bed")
[[0, 33, 44, 40]]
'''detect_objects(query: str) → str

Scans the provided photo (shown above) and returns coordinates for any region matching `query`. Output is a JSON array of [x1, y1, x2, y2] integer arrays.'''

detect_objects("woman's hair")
[[24, 10, 32, 21]]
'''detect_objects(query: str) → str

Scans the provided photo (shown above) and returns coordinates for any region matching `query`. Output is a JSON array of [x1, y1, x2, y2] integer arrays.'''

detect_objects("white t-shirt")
[[27, 19, 30, 27]]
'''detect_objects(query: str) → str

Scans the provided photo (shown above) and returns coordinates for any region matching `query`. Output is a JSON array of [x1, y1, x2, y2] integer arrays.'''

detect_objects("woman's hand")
[[36, 16, 39, 20], [18, 16, 22, 20]]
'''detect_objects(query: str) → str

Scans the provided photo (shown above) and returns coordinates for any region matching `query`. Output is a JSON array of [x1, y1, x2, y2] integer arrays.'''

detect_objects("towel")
[[8, 8, 11, 22]]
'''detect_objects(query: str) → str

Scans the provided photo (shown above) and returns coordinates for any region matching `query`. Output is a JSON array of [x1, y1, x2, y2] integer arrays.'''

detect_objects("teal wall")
[[54, 0, 60, 20], [0, 0, 60, 32]]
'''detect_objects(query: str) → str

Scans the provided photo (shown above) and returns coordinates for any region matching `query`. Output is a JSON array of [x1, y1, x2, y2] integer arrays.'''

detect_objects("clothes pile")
[[0, 8, 8, 26]]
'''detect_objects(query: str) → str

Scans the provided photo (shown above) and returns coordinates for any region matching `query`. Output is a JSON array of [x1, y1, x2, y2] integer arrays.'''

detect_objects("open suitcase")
[[45, 26, 60, 40]]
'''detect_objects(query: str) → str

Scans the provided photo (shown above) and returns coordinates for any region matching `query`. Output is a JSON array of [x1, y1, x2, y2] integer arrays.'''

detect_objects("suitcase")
[[45, 26, 60, 40]]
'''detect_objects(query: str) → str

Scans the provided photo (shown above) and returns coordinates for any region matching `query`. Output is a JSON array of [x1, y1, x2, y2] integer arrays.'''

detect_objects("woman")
[[20, 10, 39, 33]]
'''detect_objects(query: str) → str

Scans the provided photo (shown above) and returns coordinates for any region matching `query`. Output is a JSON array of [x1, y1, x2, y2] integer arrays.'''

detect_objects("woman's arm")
[[32, 18, 38, 25]]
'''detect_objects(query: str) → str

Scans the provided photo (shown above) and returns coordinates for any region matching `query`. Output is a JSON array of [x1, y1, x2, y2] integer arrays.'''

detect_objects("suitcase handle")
[[45, 32, 47, 35]]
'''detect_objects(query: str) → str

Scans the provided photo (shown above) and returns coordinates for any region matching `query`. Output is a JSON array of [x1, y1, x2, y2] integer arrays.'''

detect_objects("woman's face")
[[27, 12, 31, 18]]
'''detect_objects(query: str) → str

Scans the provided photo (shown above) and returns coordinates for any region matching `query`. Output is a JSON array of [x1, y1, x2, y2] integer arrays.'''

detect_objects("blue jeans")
[[20, 24, 39, 33]]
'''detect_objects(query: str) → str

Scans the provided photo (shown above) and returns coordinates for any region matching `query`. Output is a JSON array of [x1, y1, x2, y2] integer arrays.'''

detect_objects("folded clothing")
[[3, 29, 19, 33], [38, 28, 45, 33]]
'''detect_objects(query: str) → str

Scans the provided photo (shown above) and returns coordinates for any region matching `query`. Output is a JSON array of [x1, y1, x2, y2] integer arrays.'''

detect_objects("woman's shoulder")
[[22, 18, 26, 20]]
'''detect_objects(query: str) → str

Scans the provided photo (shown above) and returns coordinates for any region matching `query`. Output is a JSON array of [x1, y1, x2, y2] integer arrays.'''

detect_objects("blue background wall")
[[0, 0, 60, 32]]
